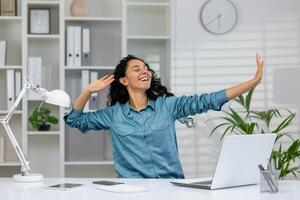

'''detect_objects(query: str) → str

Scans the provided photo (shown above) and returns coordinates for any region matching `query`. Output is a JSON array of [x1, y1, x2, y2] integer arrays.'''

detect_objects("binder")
[[81, 70, 89, 111], [15, 71, 21, 97], [66, 26, 74, 67], [6, 69, 15, 110], [89, 71, 98, 110], [15, 71, 22, 110], [0, 40, 6, 67], [0, 137, 4, 163], [74, 26, 82, 67], [90, 71, 98, 97], [82, 28, 90, 66], [27, 57, 42, 99]]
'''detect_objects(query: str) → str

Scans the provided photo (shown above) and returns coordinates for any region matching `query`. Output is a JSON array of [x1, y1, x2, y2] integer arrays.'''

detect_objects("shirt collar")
[[124, 98, 155, 115]]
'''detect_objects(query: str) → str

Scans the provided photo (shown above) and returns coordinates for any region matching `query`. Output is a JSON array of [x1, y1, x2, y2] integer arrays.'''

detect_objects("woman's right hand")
[[85, 74, 115, 95]]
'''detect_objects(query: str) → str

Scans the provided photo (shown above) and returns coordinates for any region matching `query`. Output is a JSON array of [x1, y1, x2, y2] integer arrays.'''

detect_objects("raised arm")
[[226, 53, 264, 100], [73, 74, 114, 110]]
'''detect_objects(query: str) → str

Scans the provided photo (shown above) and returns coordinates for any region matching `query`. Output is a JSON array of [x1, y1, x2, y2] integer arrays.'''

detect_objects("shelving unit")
[[0, 0, 23, 176], [0, 0, 172, 178]]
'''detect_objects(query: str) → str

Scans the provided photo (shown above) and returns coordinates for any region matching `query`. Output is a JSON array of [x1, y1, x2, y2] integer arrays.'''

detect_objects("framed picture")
[[29, 8, 50, 34]]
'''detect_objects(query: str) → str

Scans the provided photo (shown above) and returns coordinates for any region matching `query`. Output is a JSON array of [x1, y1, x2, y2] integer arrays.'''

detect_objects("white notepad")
[[97, 184, 148, 194]]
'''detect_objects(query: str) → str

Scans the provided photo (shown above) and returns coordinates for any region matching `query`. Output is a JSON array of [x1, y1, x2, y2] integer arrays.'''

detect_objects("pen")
[[258, 164, 278, 192]]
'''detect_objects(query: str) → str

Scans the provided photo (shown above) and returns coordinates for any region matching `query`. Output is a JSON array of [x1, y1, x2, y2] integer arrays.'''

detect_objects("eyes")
[[131, 65, 149, 72]]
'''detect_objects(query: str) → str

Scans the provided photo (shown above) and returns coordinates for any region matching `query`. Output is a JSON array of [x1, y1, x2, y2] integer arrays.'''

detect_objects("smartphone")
[[47, 183, 84, 190], [92, 180, 124, 186]]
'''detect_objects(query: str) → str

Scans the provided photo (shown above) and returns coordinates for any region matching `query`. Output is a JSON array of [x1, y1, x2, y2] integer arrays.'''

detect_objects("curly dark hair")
[[107, 55, 173, 106]]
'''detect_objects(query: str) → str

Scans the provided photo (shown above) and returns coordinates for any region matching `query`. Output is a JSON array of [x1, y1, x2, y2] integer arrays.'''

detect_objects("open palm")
[[86, 74, 114, 94]]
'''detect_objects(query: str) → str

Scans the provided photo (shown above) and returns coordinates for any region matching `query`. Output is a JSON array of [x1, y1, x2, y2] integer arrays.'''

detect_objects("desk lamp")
[[0, 77, 70, 182]]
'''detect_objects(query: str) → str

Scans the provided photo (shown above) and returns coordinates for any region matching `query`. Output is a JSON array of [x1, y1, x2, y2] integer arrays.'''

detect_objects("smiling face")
[[119, 59, 152, 92]]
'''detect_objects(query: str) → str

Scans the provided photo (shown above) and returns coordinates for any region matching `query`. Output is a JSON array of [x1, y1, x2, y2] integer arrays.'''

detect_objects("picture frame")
[[29, 8, 50, 34]]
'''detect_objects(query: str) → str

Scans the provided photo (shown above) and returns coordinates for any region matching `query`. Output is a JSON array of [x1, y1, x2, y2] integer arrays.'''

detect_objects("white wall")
[[172, 0, 300, 178]]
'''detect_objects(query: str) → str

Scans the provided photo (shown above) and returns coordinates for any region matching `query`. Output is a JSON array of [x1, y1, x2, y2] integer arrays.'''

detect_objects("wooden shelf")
[[0, 65, 22, 70], [27, 131, 60, 136], [0, 110, 22, 114], [0, 162, 21, 166], [64, 66, 115, 70], [127, 35, 171, 40], [127, 2, 170, 7], [27, 34, 60, 39], [0, 16, 22, 21], [65, 17, 122, 22], [27, 1, 60, 7]]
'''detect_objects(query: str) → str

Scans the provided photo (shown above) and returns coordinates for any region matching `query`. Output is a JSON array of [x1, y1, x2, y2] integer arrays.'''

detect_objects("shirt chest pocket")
[[113, 126, 146, 149], [149, 121, 172, 146], [114, 127, 135, 136]]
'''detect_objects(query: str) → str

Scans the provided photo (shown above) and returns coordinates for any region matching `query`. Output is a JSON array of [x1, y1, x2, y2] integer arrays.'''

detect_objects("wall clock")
[[199, 0, 238, 35]]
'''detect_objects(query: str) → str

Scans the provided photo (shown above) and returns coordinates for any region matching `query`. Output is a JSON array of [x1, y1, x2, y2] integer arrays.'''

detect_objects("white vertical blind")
[[172, 0, 300, 178]]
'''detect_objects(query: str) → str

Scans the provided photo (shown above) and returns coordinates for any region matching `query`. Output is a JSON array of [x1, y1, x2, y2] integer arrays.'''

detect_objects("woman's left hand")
[[253, 53, 264, 85]]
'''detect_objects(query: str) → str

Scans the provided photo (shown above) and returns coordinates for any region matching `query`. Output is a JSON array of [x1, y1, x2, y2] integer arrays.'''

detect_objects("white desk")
[[0, 178, 299, 200]]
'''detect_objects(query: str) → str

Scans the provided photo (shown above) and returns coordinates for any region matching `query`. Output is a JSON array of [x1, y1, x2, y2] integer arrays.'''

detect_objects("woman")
[[64, 54, 264, 178]]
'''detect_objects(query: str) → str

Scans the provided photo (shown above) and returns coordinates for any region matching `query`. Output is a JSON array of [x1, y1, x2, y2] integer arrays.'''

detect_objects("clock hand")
[[206, 15, 219, 26], [218, 14, 221, 31], [206, 14, 222, 27]]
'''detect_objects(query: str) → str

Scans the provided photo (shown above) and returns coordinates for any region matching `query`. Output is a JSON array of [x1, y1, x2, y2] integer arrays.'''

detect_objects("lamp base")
[[13, 173, 43, 182]]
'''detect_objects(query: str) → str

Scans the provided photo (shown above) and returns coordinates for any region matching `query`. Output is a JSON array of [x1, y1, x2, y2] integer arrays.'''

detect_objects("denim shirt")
[[64, 90, 228, 178]]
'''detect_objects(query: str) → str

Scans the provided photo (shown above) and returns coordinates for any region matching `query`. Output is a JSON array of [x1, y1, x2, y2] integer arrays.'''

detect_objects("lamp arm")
[[1, 122, 30, 175], [0, 80, 32, 175], [5, 80, 31, 122]]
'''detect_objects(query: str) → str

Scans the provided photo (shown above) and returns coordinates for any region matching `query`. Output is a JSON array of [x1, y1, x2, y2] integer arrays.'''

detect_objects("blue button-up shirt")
[[64, 90, 228, 178]]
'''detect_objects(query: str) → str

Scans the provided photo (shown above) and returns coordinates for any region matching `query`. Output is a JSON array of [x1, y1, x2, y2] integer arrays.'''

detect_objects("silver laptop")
[[170, 134, 276, 190]]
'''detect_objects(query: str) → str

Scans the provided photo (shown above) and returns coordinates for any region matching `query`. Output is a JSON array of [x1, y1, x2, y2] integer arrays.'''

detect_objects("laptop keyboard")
[[191, 180, 213, 185]]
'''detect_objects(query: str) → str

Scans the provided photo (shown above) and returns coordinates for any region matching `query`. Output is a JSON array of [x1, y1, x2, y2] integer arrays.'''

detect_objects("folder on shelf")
[[81, 70, 89, 111], [0, 137, 4, 163], [74, 26, 82, 67], [82, 28, 90, 66], [6, 69, 15, 110], [89, 71, 98, 110], [15, 71, 21, 97], [27, 57, 42, 99], [66, 26, 75, 67], [15, 71, 22, 110], [0, 40, 7, 67], [90, 71, 98, 97]]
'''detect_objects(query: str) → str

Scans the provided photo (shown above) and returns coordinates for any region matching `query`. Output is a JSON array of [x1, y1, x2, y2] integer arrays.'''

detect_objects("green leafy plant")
[[28, 107, 58, 131], [210, 88, 300, 179]]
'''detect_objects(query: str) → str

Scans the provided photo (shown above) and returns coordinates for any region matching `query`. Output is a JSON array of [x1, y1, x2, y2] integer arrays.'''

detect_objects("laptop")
[[170, 134, 276, 190]]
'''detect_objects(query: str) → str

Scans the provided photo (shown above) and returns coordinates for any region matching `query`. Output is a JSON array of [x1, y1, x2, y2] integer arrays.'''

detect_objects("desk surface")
[[0, 178, 299, 200]]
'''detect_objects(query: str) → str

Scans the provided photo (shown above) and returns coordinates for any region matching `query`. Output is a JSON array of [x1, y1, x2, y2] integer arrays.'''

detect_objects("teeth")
[[140, 77, 148, 81]]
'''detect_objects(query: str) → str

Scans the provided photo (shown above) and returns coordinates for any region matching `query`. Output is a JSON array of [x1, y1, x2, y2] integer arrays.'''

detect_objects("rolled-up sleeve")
[[64, 107, 113, 132], [165, 89, 228, 120]]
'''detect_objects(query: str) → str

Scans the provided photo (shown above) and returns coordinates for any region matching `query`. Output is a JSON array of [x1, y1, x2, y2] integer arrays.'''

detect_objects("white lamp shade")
[[45, 90, 71, 107]]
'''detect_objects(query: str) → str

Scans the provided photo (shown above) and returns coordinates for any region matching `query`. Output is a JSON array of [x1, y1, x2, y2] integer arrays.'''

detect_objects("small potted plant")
[[28, 107, 58, 131]]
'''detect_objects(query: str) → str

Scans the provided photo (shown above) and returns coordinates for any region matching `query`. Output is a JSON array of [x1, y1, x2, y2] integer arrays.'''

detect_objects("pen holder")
[[260, 170, 279, 193]]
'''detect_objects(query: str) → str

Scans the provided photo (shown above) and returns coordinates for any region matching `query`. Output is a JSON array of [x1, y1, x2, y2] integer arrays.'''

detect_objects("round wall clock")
[[199, 0, 238, 35]]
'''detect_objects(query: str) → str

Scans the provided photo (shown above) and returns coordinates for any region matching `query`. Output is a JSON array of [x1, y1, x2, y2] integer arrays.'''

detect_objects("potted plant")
[[210, 88, 300, 179], [28, 107, 58, 131]]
